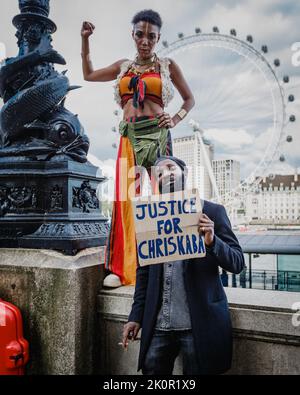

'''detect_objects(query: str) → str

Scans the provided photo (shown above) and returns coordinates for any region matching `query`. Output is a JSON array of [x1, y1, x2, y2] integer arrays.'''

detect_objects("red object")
[[0, 299, 29, 375], [138, 78, 145, 105]]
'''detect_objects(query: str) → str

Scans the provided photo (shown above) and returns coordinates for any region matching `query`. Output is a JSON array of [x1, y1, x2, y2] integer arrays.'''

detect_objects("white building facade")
[[212, 159, 240, 202], [172, 134, 214, 200], [246, 172, 300, 223]]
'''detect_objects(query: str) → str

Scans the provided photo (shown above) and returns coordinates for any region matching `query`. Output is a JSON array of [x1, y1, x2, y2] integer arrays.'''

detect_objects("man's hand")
[[122, 321, 140, 349], [198, 213, 215, 247]]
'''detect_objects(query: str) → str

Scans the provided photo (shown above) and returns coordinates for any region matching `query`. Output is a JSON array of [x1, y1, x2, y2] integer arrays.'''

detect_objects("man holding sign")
[[133, 189, 206, 265], [123, 156, 245, 375]]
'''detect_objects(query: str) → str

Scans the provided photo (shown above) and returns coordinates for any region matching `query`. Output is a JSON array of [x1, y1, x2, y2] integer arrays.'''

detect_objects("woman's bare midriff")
[[122, 98, 164, 119]]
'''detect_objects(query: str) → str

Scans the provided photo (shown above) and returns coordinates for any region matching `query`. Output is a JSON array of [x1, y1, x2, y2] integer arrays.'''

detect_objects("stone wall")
[[0, 247, 106, 375], [1, 250, 299, 375], [97, 286, 300, 375]]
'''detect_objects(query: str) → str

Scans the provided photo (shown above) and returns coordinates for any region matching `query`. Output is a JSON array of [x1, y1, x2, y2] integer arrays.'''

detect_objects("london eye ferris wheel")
[[111, 26, 297, 208], [155, 27, 297, 207]]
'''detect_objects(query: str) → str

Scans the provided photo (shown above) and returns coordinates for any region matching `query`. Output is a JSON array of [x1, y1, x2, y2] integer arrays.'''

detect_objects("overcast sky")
[[0, 0, 299, 180]]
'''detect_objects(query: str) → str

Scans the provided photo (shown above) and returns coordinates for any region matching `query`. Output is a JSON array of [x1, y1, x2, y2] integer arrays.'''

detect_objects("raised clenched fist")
[[81, 21, 95, 38]]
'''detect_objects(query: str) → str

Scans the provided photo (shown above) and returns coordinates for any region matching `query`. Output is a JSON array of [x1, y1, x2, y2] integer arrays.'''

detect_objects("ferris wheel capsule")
[[288, 95, 295, 102], [289, 115, 296, 122], [246, 35, 253, 43], [230, 29, 237, 36], [279, 155, 285, 162], [269, 173, 276, 180], [283, 75, 289, 83], [195, 27, 201, 34], [286, 135, 293, 142], [261, 45, 268, 53], [274, 58, 280, 67]]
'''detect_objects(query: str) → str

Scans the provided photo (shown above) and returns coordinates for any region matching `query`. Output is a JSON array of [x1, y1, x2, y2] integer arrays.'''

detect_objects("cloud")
[[88, 153, 116, 201], [87, 153, 116, 179], [268, 161, 298, 175], [207, 125, 291, 180], [205, 127, 253, 148]]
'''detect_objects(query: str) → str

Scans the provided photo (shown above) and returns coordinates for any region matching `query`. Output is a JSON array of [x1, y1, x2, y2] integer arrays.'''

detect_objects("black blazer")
[[128, 199, 245, 374]]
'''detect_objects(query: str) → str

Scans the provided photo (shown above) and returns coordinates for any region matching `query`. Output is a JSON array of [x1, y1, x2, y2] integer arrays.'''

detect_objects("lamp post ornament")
[[0, 0, 108, 254]]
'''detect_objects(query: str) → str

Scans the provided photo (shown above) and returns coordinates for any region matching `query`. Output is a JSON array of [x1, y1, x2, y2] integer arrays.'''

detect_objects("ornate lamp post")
[[0, 0, 108, 254]]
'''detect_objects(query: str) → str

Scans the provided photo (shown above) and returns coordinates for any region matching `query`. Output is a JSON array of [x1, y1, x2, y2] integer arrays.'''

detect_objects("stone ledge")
[[99, 286, 300, 315], [98, 287, 300, 341], [0, 246, 105, 269], [225, 287, 300, 312], [0, 247, 106, 374], [97, 286, 300, 374]]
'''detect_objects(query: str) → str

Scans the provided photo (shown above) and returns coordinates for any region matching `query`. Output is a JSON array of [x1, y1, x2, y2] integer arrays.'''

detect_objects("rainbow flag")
[[105, 118, 173, 285]]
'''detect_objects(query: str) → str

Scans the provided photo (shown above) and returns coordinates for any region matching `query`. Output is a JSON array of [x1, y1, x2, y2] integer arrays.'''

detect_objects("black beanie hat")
[[154, 155, 187, 172]]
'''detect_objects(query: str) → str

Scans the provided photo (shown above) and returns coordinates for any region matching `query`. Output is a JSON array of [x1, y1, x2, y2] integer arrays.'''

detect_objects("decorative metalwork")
[[49, 184, 63, 210], [0, 185, 37, 215], [0, 1, 108, 254], [72, 181, 100, 213], [0, 0, 89, 163]]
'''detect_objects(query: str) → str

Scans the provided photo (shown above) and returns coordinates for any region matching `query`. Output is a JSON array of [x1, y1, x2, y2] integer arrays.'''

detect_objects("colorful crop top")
[[113, 57, 175, 109], [119, 70, 163, 109]]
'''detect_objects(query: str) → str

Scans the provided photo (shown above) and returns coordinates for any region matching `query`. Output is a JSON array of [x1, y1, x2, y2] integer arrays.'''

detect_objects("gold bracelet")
[[176, 108, 187, 120]]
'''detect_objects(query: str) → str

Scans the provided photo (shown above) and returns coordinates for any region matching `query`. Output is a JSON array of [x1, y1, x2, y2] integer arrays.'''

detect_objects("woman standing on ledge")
[[81, 9, 195, 286]]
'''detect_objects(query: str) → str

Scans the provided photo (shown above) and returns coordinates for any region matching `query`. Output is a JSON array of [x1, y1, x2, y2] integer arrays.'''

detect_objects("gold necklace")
[[129, 65, 156, 75], [135, 53, 157, 66], [129, 58, 157, 75]]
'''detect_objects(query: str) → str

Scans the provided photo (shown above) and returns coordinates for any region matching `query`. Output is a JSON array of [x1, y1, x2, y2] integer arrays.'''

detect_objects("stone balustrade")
[[97, 286, 300, 375]]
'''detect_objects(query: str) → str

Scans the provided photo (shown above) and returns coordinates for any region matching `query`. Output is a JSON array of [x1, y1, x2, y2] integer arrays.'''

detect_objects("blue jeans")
[[142, 329, 201, 375]]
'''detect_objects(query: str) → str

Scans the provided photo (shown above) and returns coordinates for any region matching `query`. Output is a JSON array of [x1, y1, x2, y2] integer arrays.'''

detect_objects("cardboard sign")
[[131, 189, 206, 266]]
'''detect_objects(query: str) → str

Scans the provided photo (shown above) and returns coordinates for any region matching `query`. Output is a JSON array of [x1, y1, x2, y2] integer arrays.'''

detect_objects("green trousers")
[[118, 117, 170, 169]]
